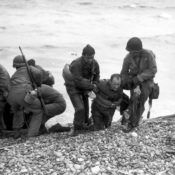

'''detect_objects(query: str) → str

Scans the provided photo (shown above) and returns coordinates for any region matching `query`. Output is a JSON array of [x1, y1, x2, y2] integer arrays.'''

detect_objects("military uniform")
[[0, 64, 10, 130], [7, 64, 42, 131], [91, 79, 129, 130], [24, 84, 66, 137], [63, 56, 100, 130], [121, 48, 157, 128]]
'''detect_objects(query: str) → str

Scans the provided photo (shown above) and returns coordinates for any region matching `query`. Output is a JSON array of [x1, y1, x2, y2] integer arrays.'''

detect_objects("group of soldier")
[[0, 37, 157, 138]]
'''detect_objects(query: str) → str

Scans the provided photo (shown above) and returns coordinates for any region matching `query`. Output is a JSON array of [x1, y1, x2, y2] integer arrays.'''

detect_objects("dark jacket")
[[120, 49, 157, 84], [93, 79, 124, 109], [64, 56, 100, 93], [0, 64, 10, 94]]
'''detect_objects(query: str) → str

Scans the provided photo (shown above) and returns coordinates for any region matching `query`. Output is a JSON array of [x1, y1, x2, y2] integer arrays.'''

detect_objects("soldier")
[[24, 84, 67, 137], [63, 44, 100, 136], [0, 64, 10, 131], [7, 55, 67, 137], [28, 59, 55, 86], [91, 74, 129, 131], [120, 37, 157, 132], [7, 55, 42, 137]]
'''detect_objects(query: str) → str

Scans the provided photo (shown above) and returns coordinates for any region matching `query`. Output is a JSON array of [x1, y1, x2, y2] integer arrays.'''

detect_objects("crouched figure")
[[24, 84, 67, 137], [91, 74, 129, 131]]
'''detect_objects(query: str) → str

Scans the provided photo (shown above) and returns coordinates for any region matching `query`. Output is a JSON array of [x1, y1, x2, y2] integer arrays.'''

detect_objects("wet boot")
[[0, 113, 6, 130], [13, 128, 21, 139], [48, 123, 71, 133], [69, 127, 79, 137]]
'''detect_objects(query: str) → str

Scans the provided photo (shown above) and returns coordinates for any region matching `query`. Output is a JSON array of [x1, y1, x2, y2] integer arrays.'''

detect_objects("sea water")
[[0, 0, 175, 124]]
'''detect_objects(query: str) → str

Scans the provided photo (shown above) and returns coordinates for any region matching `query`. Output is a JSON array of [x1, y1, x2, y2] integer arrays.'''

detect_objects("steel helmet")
[[126, 37, 143, 52], [13, 55, 25, 68], [82, 44, 95, 56]]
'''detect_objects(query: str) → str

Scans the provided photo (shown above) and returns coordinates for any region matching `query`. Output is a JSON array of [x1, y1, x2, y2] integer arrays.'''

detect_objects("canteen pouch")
[[150, 83, 159, 99]]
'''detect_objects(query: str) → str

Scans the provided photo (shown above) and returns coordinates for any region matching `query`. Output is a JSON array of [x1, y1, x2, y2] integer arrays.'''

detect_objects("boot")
[[48, 123, 71, 133], [0, 113, 6, 130], [69, 127, 79, 137]]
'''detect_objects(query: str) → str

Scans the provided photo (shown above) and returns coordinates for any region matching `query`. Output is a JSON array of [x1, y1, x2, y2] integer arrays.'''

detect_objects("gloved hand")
[[88, 91, 96, 99], [134, 85, 141, 96], [30, 89, 38, 97], [92, 84, 98, 93]]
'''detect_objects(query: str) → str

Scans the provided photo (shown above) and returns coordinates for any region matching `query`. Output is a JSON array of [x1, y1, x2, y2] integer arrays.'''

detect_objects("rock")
[[91, 166, 100, 174], [51, 172, 57, 175], [74, 164, 81, 170], [131, 132, 138, 137], [77, 158, 84, 162], [20, 168, 28, 173], [156, 171, 167, 175], [54, 151, 62, 157]]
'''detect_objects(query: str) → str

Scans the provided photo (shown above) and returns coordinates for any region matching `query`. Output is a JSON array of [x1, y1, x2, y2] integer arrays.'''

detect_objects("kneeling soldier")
[[91, 74, 129, 131]]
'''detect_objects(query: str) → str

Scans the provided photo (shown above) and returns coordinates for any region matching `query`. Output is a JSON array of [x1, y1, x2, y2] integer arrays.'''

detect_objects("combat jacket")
[[64, 56, 100, 93], [120, 49, 157, 84], [0, 64, 10, 93]]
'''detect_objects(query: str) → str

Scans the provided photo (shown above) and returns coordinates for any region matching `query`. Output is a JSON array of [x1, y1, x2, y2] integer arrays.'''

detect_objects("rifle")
[[19, 46, 48, 117]]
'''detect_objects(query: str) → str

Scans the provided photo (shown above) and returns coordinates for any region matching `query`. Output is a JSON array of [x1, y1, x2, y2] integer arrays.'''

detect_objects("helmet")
[[82, 44, 95, 56], [126, 37, 143, 52], [13, 55, 25, 68]]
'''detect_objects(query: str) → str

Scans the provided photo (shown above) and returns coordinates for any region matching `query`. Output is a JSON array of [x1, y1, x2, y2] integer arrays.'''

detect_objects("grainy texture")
[[0, 115, 175, 175]]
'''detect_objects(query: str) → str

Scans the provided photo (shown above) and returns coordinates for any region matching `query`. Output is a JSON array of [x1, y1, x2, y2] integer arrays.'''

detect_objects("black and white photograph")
[[0, 0, 175, 174]]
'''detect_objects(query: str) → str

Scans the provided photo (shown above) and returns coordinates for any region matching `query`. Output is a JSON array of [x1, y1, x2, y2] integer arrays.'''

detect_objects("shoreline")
[[0, 114, 175, 174]]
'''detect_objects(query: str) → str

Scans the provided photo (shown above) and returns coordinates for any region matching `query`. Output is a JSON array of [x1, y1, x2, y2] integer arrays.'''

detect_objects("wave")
[[118, 4, 175, 10], [78, 2, 93, 6], [118, 4, 155, 9]]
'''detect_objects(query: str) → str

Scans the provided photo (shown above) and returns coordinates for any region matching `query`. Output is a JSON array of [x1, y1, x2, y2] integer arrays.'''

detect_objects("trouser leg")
[[27, 111, 43, 137], [68, 93, 86, 130], [129, 83, 151, 127], [13, 110, 24, 129], [82, 94, 89, 124], [0, 111, 6, 130], [91, 103, 105, 131]]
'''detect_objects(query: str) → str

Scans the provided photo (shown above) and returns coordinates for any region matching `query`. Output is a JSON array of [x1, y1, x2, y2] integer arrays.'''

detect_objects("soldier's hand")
[[88, 91, 96, 99], [30, 89, 37, 96], [134, 85, 141, 96]]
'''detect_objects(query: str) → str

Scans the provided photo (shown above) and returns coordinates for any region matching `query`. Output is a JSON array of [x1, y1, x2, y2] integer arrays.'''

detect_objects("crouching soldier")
[[7, 55, 66, 137], [91, 74, 129, 131], [24, 84, 67, 137], [63, 44, 100, 136], [0, 64, 10, 131]]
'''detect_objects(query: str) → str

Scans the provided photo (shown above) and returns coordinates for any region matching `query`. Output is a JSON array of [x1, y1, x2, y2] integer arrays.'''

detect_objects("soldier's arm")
[[70, 62, 94, 90], [137, 52, 157, 82]]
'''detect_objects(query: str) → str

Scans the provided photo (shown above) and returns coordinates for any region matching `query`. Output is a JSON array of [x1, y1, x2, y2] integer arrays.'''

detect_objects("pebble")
[[74, 164, 81, 170], [78, 158, 84, 162], [54, 151, 62, 157], [20, 168, 28, 173], [51, 172, 57, 175], [131, 132, 138, 137], [91, 166, 100, 174]]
